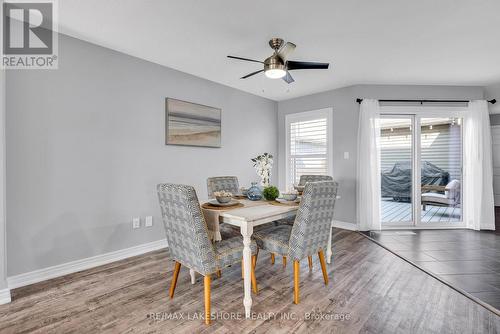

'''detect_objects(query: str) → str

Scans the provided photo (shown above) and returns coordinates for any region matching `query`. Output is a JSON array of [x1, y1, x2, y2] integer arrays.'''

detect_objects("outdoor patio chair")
[[421, 179, 460, 211]]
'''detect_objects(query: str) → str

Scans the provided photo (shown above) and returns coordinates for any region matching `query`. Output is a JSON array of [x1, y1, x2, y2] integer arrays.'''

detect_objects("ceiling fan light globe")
[[265, 69, 286, 79]]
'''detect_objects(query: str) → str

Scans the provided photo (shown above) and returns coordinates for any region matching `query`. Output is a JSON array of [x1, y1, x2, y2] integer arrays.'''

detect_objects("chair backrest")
[[207, 176, 240, 198], [157, 183, 217, 275], [288, 180, 338, 261], [445, 179, 460, 202], [298, 174, 333, 186]]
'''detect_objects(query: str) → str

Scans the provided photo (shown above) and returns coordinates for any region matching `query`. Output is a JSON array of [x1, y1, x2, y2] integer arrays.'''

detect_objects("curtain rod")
[[356, 98, 497, 105]]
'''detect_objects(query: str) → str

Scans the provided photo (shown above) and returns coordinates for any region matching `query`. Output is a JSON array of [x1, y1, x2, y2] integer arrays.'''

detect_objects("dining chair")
[[253, 180, 338, 304], [298, 174, 333, 186], [271, 174, 334, 267], [207, 176, 240, 198], [157, 183, 258, 325]]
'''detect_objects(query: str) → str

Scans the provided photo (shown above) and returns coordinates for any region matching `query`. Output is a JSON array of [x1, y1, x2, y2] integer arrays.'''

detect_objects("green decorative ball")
[[263, 186, 280, 201]]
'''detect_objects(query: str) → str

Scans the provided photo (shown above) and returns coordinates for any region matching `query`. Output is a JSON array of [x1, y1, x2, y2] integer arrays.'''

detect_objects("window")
[[285, 108, 332, 189]]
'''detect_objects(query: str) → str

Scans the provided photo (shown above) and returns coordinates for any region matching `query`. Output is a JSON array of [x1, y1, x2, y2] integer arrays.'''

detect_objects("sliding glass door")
[[419, 117, 462, 224], [380, 116, 414, 226], [380, 110, 464, 228]]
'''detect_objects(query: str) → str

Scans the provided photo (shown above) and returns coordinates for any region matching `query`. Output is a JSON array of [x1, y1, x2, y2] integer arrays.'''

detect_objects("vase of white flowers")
[[251, 153, 273, 187]]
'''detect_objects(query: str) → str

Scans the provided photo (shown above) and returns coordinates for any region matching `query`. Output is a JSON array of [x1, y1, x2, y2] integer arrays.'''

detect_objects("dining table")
[[201, 198, 299, 318], [188, 197, 335, 318]]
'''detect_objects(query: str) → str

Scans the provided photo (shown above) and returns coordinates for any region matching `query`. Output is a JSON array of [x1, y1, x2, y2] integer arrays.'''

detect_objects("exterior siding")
[[381, 124, 462, 182]]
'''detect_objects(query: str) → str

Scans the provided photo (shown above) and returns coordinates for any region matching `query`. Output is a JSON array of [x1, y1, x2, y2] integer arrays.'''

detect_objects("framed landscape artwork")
[[165, 98, 221, 148]]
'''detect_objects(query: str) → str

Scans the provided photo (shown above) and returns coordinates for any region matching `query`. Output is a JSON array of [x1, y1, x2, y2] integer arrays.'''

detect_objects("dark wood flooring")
[[496, 206, 500, 231], [0, 229, 499, 333], [366, 229, 500, 312]]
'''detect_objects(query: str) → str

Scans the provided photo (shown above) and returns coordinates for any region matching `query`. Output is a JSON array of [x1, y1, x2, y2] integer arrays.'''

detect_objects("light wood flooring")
[[0, 229, 499, 333]]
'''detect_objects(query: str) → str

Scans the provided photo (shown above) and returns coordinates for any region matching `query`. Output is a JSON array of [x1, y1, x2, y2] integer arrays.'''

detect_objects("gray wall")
[[6, 34, 277, 276], [0, 69, 7, 290], [278, 84, 484, 224], [485, 83, 500, 125]]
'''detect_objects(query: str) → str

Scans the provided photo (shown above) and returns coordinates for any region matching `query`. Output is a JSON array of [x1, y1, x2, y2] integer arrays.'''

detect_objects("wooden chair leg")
[[308, 256, 313, 270], [270, 253, 275, 265], [204, 275, 211, 325], [283, 256, 287, 268], [293, 260, 300, 304], [216, 270, 221, 278], [169, 261, 181, 299], [318, 250, 329, 285], [251, 255, 258, 294]]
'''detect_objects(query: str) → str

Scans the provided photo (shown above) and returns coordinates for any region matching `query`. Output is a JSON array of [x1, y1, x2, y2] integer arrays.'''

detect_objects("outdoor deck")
[[381, 199, 461, 225]]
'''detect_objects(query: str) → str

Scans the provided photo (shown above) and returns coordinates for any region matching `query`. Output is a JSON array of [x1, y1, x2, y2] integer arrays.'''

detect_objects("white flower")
[[252, 153, 273, 186]]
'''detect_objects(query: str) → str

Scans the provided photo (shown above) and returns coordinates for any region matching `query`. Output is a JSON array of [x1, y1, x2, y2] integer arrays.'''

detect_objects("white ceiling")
[[59, 0, 500, 101]]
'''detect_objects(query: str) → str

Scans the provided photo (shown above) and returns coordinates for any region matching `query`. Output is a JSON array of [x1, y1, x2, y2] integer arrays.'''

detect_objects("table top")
[[202, 198, 298, 225]]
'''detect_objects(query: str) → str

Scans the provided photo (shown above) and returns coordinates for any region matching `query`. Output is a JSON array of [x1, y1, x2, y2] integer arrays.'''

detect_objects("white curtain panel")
[[357, 99, 382, 231], [463, 100, 495, 230]]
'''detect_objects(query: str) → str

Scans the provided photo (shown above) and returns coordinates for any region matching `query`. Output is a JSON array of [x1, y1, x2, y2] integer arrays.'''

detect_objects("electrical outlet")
[[145, 216, 153, 227], [336, 195, 341, 200], [132, 217, 140, 229], [343, 152, 349, 160]]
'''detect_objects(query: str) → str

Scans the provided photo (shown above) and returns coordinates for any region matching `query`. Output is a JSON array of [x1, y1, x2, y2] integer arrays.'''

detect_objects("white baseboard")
[[332, 220, 357, 231], [0, 288, 11, 304], [7, 239, 168, 289]]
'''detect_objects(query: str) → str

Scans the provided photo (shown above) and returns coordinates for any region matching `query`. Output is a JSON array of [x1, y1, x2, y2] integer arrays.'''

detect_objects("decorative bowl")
[[215, 195, 232, 204], [293, 185, 305, 193], [282, 193, 298, 201]]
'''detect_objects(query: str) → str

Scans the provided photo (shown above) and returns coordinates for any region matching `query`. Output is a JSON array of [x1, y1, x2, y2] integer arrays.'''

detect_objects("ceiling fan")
[[227, 38, 329, 84]]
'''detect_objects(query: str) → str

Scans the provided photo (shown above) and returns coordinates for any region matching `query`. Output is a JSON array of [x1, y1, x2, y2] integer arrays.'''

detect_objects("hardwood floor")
[[0, 229, 499, 333], [365, 229, 500, 312]]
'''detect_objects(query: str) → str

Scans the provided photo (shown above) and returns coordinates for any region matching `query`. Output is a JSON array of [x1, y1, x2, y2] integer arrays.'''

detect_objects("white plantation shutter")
[[286, 109, 332, 187]]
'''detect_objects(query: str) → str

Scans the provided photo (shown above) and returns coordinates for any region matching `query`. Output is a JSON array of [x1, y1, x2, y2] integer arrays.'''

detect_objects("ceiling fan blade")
[[282, 71, 294, 84], [241, 69, 264, 79], [228, 55, 264, 64], [278, 42, 296, 60], [287, 61, 329, 70]]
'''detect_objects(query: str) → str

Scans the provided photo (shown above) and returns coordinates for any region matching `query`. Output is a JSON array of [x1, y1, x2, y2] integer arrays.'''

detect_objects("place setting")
[[201, 190, 244, 210], [267, 187, 301, 206], [202, 185, 301, 211]]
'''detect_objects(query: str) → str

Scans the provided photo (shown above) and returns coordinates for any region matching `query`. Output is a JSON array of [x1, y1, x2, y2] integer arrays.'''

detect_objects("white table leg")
[[189, 268, 196, 285], [326, 222, 333, 264], [240, 221, 253, 319]]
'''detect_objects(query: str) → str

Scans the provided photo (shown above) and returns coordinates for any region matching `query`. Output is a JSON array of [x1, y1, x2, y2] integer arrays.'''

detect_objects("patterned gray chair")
[[273, 174, 334, 254], [298, 174, 333, 186], [207, 176, 240, 198], [157, 183, 258, 325], [253, 180, 338, 304]]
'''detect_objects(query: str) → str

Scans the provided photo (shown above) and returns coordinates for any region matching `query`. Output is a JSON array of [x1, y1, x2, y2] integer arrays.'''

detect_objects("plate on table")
[[275, 198, 300, 205], [207, 199, 240, 207]]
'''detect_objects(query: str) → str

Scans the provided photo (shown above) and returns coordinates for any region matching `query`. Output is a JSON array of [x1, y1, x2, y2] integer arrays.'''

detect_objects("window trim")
[[285, 108, 333, 190]]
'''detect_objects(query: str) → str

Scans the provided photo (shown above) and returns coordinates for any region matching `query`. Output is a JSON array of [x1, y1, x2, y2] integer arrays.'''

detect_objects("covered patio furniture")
[[381, 161, 449, 201]]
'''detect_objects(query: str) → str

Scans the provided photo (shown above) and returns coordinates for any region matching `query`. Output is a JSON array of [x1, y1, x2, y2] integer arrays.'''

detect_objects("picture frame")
[[165, 98, 221, 148]]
